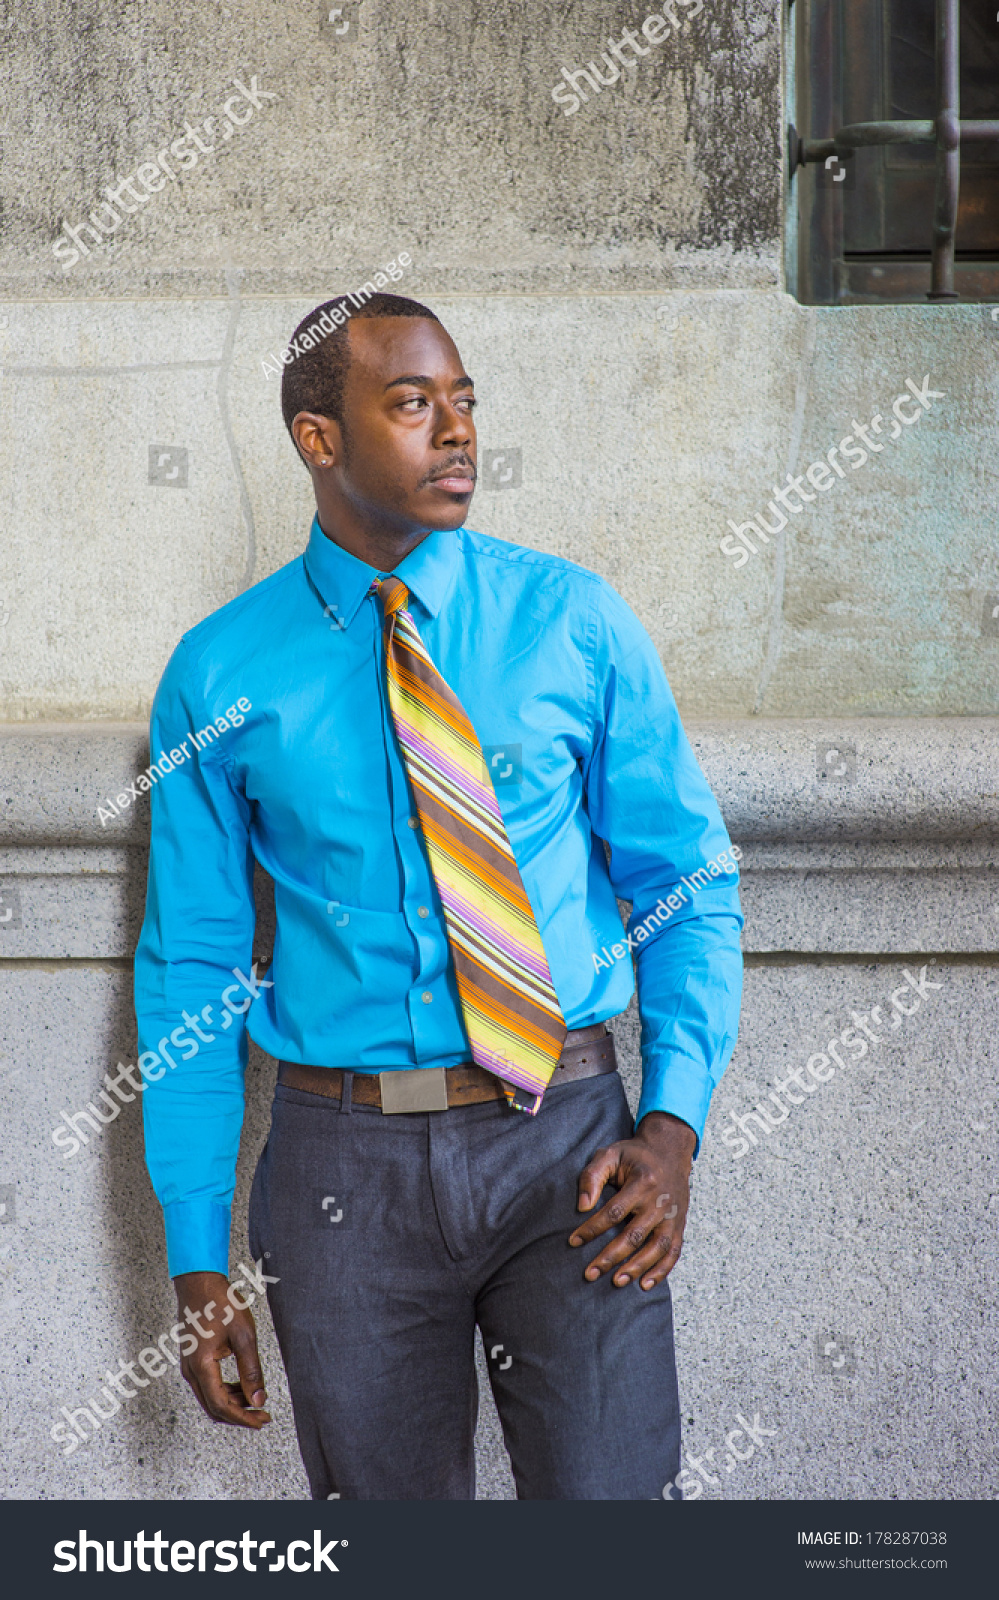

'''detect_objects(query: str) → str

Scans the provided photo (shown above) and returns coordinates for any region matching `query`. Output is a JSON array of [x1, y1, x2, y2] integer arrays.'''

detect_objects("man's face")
[[302, 316, 477, 536]]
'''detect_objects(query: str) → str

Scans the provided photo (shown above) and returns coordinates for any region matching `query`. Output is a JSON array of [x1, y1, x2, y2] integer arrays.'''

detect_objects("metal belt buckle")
[[379, 1067, 449, 1114]]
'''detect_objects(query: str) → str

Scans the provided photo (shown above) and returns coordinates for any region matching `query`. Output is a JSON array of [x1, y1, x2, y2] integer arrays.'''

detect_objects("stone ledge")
[[2, 718, 997, 845], [1, 720, 996, 957], [0, 724, 151, 845], [689, 718, 999, 843]]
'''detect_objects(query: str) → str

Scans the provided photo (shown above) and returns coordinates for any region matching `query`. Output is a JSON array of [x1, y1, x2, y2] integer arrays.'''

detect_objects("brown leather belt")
[[278, 1024, 617, 1112]]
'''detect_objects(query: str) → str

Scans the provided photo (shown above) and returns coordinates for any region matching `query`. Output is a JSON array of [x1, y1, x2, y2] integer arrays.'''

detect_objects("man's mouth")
[[427, 465, 475, 494]]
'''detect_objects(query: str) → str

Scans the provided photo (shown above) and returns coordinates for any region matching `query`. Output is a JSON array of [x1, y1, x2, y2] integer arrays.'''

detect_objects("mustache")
[[420, 454, 477, 487]]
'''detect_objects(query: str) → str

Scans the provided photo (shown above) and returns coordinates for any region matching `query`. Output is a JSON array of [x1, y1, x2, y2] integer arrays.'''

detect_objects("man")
[[134, 291, 743, 1500]]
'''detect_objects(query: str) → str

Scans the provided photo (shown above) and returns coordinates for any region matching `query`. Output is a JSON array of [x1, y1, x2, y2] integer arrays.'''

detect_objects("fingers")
[[578, 1196, 668, 1281], [584, 1208, 685, 1288], [572, 1179, 688, 1285], [571, 1131, 693, 1289], [186, 1353, 271, 1429], [621, 1223, 685, 1290], [231, 1316, 268, 1410], [636, 1232, 684, 1289], [181, 1362, 217, 1423], [569, 1169, 649, 1247], [575, 1144, 621, 1213], [219, 1379, 272, 1425], [182, 1332, 271, 1429]]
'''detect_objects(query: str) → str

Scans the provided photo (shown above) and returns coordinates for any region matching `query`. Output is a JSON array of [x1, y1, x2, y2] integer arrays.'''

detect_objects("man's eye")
[[399, 396, 426, 410]]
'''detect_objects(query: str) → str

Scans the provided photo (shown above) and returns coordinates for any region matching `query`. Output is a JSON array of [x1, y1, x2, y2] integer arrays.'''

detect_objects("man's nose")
[[434, 403, 473, 447]]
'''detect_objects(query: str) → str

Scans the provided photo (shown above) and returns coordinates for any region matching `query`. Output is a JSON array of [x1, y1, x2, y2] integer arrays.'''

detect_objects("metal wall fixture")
[[788, 0, 999, 300]]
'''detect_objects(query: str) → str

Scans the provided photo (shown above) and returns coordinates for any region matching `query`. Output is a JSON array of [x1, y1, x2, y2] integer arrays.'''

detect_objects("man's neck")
[[316, 511, 433, 574]]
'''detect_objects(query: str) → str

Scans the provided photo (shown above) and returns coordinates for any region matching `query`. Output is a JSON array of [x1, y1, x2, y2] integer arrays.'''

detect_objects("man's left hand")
[[569, 1111, 697, 1290]]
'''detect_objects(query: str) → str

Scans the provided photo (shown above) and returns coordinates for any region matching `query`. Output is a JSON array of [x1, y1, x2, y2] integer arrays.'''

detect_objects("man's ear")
[[291, 411, 344, 471]]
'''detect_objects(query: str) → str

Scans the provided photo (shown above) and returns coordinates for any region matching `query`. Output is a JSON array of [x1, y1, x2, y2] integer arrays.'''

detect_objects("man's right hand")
[[173, 1270, 271, 1430]]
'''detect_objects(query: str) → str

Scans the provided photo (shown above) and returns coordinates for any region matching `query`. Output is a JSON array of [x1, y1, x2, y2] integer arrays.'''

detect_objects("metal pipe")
[[796, 118, 999, 168], [834, 120, 935, 149], [929, 0, 961, 301], [797, 137, 838, 167], [957, 120, 999, 142], [795, 120, 999, 169]]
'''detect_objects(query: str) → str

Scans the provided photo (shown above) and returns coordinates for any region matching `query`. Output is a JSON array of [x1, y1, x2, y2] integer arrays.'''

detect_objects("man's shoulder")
[[177, 556, 306, 670], [457, 527, 605, 595]]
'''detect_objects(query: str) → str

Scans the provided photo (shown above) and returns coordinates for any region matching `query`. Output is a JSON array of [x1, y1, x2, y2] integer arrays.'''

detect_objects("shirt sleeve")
[[133, 638, 258, 1277], [581, 579, 744, 1149]]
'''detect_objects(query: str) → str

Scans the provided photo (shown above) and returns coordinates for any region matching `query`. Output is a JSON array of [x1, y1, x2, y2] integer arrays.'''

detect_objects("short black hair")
[[279, 291, 441, 456]]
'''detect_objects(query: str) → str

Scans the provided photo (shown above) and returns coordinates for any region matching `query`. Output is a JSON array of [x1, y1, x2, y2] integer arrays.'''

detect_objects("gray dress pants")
[[248, 1069, 681, 1500]]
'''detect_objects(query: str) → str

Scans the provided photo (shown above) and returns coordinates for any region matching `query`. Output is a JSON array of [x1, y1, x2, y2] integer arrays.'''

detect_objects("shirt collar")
[[303, 516, 459, 629]]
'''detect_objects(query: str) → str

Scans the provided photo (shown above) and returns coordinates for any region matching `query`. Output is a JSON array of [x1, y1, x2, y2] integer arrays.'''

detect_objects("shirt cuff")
[[636, 1052, 716, 1157], [163, 1199, 232, 1278]]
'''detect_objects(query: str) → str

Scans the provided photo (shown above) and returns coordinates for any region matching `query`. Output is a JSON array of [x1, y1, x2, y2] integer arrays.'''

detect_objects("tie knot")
[[375, 576, 409, 618]]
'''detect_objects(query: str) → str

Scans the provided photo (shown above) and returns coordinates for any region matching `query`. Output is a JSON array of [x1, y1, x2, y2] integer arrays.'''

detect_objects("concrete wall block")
[[2, 295, 996, 719], [0, 861, 138, 958], [0, 727, 150, 843], [738, 859, 999, 955], [691, 719, 999, 843], [5, 717, 995, 845], [1, 2, 781, 300]]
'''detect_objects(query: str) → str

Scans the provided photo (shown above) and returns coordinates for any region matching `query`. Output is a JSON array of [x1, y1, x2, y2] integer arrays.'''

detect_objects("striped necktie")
[[375, 575, 567, 1114]]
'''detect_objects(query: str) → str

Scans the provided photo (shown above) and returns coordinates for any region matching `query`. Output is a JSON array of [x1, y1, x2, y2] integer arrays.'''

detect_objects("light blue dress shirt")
[[134, 518, 743, 1276]]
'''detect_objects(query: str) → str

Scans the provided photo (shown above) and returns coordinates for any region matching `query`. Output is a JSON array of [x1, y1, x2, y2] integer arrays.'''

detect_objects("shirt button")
[[417, 905, 430, 919], [421, 991, 433, 1004], [407, 817, 420, 830]]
